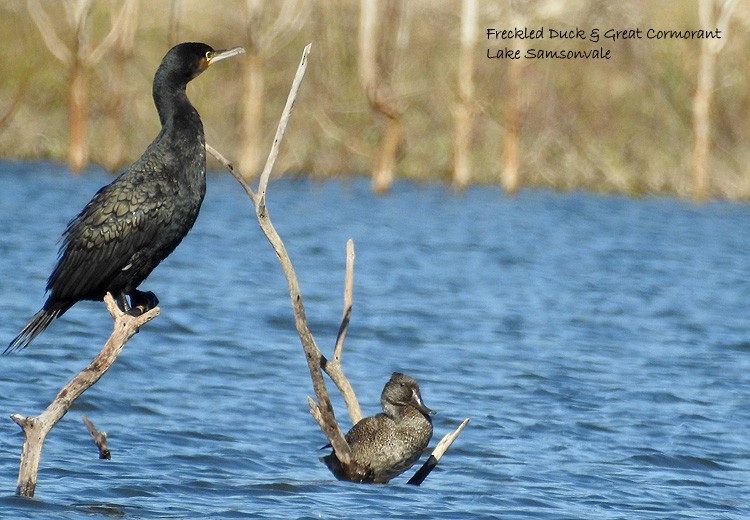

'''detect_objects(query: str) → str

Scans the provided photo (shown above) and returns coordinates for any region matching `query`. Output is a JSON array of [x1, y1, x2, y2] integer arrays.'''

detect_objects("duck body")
[[323, 372, 434, 483]]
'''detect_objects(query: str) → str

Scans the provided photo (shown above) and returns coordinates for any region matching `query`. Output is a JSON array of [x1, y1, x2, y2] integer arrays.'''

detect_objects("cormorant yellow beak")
[[207, 46, 245, 66]]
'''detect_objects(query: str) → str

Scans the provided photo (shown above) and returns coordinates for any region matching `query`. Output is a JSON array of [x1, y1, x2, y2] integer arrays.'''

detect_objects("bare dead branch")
[[215, 43, 353, 455], [82, 415, 111, 460], [212, 44, 373, 479], [11, 293, 158, 497], [215, 42, 464, 484], [452, 0, 478, 189], [332, 239, 354, 363], [89, 0, 140, 65], [27, 0, 73, 64], [320, 239, 363, 425], [692, 0, 739, 201], [255, 43, 311, 209], [358, 0, 405, 193], [244, 44, 368, 473], [168, 0, 182, 45], [211, 40, 467, 484], [358, 0, 379, 97], [207, 143, 259, 205], [407, 417, 470, 486]]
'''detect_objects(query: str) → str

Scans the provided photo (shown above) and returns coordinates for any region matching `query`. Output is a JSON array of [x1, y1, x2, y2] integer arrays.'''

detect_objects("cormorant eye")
[[205, 50, 215, 61]]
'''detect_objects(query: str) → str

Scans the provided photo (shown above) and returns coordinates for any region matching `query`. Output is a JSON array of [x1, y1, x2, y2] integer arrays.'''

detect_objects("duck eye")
[[205, 50, 214, 60]]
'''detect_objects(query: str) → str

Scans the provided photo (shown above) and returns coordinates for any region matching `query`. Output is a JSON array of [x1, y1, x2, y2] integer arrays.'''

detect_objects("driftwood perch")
[[208, 43, 364, 476], [209, 42, 467, 483], [209, 43, 367, 479], [10, 293, 158, 497], [408, 418, 470, 485]]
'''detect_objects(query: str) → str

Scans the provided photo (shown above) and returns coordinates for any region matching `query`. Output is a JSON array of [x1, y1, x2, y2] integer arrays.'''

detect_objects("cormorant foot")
[[115, 292, 131, 313], [127, 290, 159, 317]]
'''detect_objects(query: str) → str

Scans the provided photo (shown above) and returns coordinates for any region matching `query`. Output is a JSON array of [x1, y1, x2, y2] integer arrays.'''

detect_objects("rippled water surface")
[[0, 161, 748, 519]]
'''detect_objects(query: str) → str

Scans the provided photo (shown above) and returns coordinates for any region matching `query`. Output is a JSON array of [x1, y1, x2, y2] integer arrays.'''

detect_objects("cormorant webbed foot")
[[127, 290, 159, 316], [115, 291, 131, 313]]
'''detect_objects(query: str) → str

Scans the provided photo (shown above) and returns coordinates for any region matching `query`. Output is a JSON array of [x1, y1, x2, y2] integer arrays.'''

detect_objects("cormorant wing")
[[46, 169, 176, 301]]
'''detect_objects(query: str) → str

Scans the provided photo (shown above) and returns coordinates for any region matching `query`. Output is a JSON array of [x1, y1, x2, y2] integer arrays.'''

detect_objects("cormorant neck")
[[153, 79, 196, 128]]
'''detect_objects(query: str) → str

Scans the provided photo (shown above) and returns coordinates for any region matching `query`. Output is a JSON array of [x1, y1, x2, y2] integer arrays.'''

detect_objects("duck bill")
[[411, 389, 436, 415], [209, 46, 245, 65]]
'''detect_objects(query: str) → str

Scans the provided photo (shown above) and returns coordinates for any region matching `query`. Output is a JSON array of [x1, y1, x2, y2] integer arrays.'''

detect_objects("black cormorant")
[[6, 42, 244, 353]]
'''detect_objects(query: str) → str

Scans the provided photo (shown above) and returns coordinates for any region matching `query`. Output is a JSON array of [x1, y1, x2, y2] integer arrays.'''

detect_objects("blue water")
[[0, 161, 748, 519]]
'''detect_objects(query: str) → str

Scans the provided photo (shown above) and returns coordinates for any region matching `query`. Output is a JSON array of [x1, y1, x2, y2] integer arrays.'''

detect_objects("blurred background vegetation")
[[0, 0, 748, 199]]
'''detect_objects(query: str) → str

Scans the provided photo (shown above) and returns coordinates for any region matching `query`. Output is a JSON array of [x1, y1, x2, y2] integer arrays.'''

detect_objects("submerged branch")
[[216, 44, 369, 478], [218, 41, 465, 484], [82, 415, 111, 460], [245, 43, 360, 468], [408, 418, 470, 486]]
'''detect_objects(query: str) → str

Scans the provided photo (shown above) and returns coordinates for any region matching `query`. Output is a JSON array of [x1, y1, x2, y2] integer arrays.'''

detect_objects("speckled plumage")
[[7, 43, 241, 353], [323, 372, 434, 483]]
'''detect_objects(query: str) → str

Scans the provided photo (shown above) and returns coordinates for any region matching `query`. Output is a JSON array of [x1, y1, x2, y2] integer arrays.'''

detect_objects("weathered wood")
[[408, 418, 470, 486], [691, 0, 738, 202], [27, 0, 139, 172], [323, 239, 363, 425], [213, 44, 365, 476], [358, 0, 405, 194], [11, 293, 158, 497], [501, 9, 527, 194], [251, 43, 368, 473], [82, 415, 111, 460], [214, 43, 466, 484], [452, 0, 478, 190]]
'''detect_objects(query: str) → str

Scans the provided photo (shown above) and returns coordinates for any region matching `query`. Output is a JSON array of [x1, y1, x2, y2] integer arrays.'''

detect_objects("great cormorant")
[[6, 42, 244, 353]]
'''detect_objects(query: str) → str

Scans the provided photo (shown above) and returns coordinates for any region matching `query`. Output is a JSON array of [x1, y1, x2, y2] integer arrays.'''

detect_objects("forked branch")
[[11, 293, 158, 497], [209, 44, 366, 478], [211, 42, 466, 484]]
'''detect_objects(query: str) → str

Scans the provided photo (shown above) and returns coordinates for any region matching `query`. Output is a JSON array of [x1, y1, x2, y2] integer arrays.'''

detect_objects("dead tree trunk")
[[359, 0, 405, 194], [68, 27, 90, 172], [371, 100, 404, 194], [237, 0, 307, 178], [103, 0, 139, 172], [501, 12, 526, 195], [27, 0, 138, 173], [11, 293, 158, 497], [208, 43, 467, 485], [452, 0, 477, 190], [209, 45, 365, 478], [168, 0, 182, 45], [692, 0, 737, 201]]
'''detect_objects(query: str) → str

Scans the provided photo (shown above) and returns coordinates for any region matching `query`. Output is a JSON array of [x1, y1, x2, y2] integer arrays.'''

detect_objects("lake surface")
[[0, 161, 748, 519]]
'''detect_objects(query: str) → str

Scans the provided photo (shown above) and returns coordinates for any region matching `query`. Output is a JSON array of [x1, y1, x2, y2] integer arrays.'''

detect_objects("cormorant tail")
[[5, 302, 70, 354]]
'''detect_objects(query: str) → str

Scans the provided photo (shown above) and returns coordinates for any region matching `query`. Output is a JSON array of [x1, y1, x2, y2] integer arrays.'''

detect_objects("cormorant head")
[[157, 42, 245, 86]]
